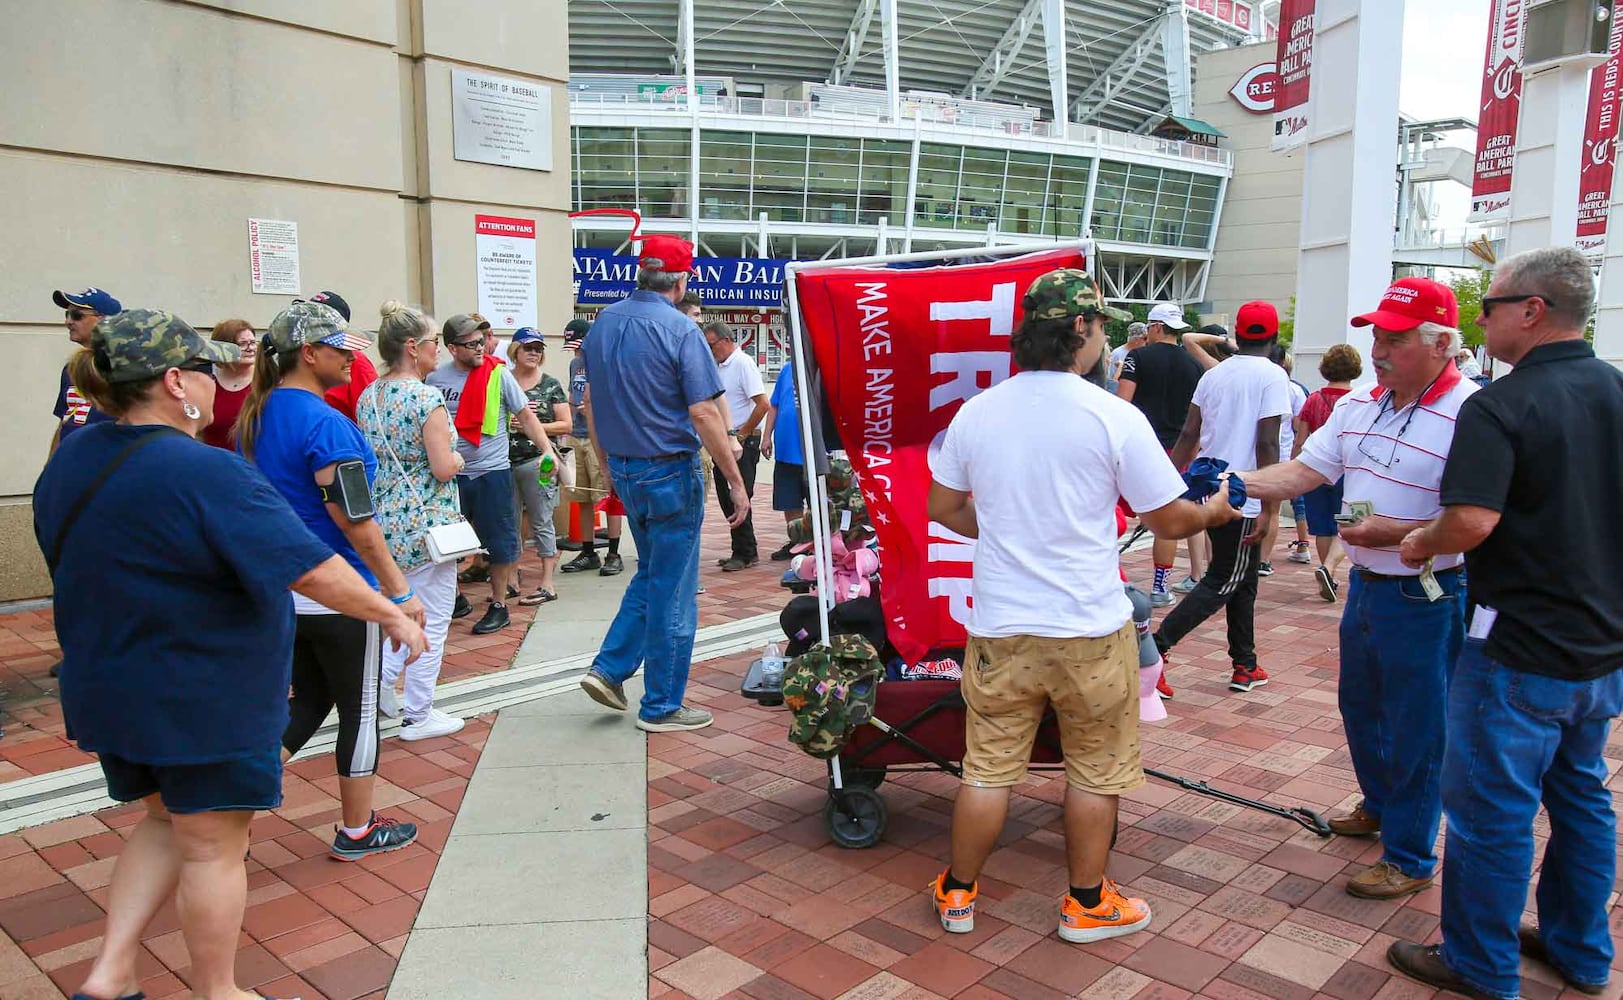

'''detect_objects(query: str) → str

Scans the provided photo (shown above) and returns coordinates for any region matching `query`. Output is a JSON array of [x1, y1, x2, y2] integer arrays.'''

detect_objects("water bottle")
[[537, 452, 557, 488], [760, 640, 785, 690]]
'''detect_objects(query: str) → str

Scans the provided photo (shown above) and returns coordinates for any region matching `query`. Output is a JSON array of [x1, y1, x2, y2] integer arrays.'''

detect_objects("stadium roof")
[[567, 0, 1275, 134]]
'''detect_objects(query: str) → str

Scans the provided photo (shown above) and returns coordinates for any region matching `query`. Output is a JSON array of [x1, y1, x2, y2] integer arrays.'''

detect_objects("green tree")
[[1447, 270, 1490, 350], [1105, 303, 1203, 347]]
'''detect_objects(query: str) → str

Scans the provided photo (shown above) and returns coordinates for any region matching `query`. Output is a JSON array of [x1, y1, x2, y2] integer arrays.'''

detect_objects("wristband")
[[389, 588, 416, 605]]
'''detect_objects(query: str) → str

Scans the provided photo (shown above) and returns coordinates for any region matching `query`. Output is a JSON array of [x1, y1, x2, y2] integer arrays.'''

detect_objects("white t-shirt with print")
[[931, 371, 1188, 640], [1192, 354, 1293, 517], [717, 350, 766, 430]]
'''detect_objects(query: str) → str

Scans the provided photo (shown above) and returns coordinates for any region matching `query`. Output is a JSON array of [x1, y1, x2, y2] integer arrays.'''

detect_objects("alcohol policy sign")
[[1271, 0, 1315, 151], [572, 249, 790, 308]]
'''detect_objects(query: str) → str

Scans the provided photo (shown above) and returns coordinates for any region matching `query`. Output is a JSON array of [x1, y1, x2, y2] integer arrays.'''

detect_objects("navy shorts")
[[99, 746, 283, 814], [458, 468, 520, 563], [1302, 479, 1345, 537], [772, 461, 809, 513]]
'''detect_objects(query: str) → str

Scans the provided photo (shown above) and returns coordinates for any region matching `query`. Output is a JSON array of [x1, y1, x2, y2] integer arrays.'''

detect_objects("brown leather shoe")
[[1387, 942, 1504, 1000], [1328, 802, 1380, 837], [1346, 861, 1433, 899], [1518, 926, 1607, 995]]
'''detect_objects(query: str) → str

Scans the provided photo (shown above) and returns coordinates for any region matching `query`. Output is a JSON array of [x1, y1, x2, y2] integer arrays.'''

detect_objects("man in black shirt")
[[1118, 302, 1207, 612], [1389, 246, 1623, 1000]]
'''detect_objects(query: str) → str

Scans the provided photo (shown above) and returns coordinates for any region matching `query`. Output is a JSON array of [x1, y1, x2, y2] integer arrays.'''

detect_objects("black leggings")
[[1154, 516, 1261, 668], [283, 614, 381, 778]]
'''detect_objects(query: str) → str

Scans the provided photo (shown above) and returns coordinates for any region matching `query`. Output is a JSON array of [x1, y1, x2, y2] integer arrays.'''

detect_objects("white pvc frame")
[[782, 238, 1093, 651]]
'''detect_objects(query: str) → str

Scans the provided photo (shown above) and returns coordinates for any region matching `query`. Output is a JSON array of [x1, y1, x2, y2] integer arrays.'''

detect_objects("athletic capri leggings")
[[283, 613, 381, 779]]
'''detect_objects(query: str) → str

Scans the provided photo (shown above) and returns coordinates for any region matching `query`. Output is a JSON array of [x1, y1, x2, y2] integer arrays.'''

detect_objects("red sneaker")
[[1229, 664, 1270, 692], [930, 871, 977, 934], [1155, 655, 1174, 699]]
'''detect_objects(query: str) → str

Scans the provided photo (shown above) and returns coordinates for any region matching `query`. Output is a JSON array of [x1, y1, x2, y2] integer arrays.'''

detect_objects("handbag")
[[369, 386, 485, 565]]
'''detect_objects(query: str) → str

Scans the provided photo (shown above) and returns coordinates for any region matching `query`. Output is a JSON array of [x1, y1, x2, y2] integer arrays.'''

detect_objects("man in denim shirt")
[[576, 235, 749, 732]]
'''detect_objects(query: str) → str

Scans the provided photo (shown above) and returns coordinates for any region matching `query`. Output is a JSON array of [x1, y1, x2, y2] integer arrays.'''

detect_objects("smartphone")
[[331, 459, 375, 522]]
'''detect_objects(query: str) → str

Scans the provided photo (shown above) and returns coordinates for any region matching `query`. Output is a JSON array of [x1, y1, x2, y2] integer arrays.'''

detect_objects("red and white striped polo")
[[1297, 363, 1478, 576]]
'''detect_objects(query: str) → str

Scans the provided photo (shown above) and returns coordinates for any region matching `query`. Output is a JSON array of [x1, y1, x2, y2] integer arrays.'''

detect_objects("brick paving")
[[644, 548, 1623, 1000]]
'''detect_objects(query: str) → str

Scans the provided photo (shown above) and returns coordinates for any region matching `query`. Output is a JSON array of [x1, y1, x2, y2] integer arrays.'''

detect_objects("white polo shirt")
[[931, 371, 1187, 640], [716, 350, 766, 431], [1297, 364, 1477, 576]]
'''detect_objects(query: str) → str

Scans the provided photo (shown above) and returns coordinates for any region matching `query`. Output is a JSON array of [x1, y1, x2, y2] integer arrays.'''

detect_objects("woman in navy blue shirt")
[[34, 309, 426, 1000]]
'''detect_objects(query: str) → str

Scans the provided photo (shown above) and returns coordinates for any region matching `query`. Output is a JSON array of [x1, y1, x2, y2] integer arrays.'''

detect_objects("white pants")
[[382, 559, 457, 721]]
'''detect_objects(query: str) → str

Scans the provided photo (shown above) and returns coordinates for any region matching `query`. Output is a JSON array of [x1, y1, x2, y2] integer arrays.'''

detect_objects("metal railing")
[[568, 91, 1232, 168]]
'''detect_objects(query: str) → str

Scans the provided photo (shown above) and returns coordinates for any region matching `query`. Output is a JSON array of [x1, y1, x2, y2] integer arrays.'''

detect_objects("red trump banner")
[[1272, 0, 1315, 151], [794, 247, 1086, 665], [1577, 10, 1623, 254], [1470, 0, 1527, 221]]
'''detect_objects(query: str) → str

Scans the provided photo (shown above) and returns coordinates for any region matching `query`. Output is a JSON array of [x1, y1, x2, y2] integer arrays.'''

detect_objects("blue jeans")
[[1440, 639, 1623, 998], [1338, 570, 1465, 878], [592, 454, 705, 721]]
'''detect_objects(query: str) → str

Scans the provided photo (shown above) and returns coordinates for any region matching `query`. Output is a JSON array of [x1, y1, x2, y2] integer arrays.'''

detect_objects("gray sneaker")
[[636, 706, 714, 733], [1150, 590, 1174, 608], [580, 669, 627, 711], [1171, 576, 1199, 594]]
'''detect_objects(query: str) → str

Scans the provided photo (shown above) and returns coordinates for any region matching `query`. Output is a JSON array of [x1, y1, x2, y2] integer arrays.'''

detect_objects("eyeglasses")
[[66, 310, 89, 322], [1478, 294, 1552, 322], [516, 341, 545, 351], [450, 338, 484, 349], [178, 360, 215, 376], [1354, 369, 1442, 468]]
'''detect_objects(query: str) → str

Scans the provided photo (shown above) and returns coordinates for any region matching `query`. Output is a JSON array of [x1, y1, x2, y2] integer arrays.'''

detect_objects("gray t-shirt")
[[568, 354, 589, 438], [425, 363, 530, 477]]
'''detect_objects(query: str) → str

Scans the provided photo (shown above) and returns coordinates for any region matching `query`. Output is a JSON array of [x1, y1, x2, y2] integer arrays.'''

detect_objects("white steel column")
[[1161, 0, 1193, 118], [682, 0, 700, 245], [1042, 0, 1069, 137], [882, 0, 901, 122], [1504, 63, 1601, 256], [902, 122, 922, 251], [1290, 0, 1405, 382]]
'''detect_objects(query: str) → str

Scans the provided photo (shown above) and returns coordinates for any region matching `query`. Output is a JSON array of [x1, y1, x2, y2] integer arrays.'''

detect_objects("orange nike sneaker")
[[930, 870, 977, 934], [1058, 878, 1152, 943]]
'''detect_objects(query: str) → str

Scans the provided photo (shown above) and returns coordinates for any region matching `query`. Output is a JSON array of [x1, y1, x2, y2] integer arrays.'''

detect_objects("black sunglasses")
[[178, 360, 215, 376], [1478, 294, 1552, 322], [66, 309, 89, 322]]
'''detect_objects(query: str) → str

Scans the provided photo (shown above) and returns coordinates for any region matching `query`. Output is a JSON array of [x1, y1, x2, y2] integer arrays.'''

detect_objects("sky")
[[1399, 0, 1490, 122]]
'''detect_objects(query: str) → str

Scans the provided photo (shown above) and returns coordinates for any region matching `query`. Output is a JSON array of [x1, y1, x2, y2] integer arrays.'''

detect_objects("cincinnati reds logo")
[[1593, 138, 1612, 166], [1492, 62, 1518, 101], [1230, 63, 1279, 114]]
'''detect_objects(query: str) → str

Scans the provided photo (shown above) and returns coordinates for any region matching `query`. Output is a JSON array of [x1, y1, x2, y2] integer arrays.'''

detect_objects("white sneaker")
[[378, 684, 402, 719], [400, 711, 465, 740]]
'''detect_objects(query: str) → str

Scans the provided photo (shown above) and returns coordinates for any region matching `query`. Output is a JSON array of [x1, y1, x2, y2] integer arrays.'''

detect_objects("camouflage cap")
[[1022, 268, 1133, 323], [266, 301, 373, 356], [91, 309, 240, 384]]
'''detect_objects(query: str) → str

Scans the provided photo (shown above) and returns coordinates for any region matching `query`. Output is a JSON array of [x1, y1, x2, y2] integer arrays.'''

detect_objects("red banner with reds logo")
[[794, 247, 1086, 665], [1577, 11, 1623, 254], [1470, 0, 1527, 221], [1271, 0, 1315, 151]]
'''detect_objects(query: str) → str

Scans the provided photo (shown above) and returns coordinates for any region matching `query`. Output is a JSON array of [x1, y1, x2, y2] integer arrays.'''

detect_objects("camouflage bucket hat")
[[266, 301, 373, 356], [91, 309, 240, 384], [1022, 268, 1133, 323]]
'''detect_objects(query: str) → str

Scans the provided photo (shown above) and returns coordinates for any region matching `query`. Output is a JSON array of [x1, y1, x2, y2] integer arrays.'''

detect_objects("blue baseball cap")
[[511, 327, 545, 345], [53, 287, 122, 315]]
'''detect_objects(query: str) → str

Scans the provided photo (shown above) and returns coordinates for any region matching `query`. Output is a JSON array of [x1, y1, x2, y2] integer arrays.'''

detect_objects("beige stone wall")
[[1194, 41, 1304, 326], [0, 0, 572, 601]]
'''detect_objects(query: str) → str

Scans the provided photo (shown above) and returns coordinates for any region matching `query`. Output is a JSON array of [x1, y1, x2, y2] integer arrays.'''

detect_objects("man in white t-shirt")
[[703, 320, 768, 570], [926, 269, 1241, 948], [1153, 301, 1291, 694], [1240, 278, 1474, 902]]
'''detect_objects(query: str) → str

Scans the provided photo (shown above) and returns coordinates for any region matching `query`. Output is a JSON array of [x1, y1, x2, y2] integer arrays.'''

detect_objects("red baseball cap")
[[1234, 301, 1279, 340], [1350, 277, 1458, 331], [638, 234, 694, 274]]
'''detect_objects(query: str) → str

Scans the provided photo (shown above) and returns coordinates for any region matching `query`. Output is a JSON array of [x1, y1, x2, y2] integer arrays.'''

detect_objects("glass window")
[[1183, 175, 1222, 248], [1048, 155, 1092, 238], [858, 139, 909, 225], [999, 152, 1050, 236], [575, 127, 637, 211], [1152, 170, 1193, 247], [1090, 161, 1128, 241], [698, 131, 752, 221], [1119, 165, 1161, 244], [957, 148, 1007, 229], [752, 133, 807, 222], [637, 129, 691, 219], [807, 136, 861, 225], [916, 143, 962, 226]]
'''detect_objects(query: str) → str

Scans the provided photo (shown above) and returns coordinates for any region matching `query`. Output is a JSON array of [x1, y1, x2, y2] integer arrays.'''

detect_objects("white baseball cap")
[[1147, 302, 1189, 330]]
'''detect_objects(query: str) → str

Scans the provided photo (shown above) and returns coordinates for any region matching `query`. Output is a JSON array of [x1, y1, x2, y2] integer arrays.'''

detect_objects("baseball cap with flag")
[[91, 309, 241, 383], [266, 301, 373, 356], [54, 287, 122, 316], [296, 290, 351, 323], [638, 234, 695, 274], [1350, 277, 1459, 332], [1022, 269, 1133, 323]]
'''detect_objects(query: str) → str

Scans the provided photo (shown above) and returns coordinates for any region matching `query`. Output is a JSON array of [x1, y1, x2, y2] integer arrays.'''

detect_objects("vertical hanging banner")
[[1272, 0, 1315, 151], [1470, 0, 1527, 221], [474, 215, 538, 330], [794, 247, 1085, 665], [1577, 12, 1623, 254]]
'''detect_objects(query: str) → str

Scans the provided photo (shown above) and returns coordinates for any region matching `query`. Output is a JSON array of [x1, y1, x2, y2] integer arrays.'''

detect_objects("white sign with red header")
[[1577, 10, 1623, 254], [1231, 63, 1279, 113], [248, 218, 301, 296], [474, 214, 537, 330], [1469, 0, 1527, 221], [1272, 0, 1315, 151]]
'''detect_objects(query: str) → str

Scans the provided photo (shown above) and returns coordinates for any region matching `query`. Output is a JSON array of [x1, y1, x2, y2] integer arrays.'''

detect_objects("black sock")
[[580, 543, 595, 557], [607, 536, 620, 555], [942, 871, 975, 893], [1070, 882, 1103, 909]]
